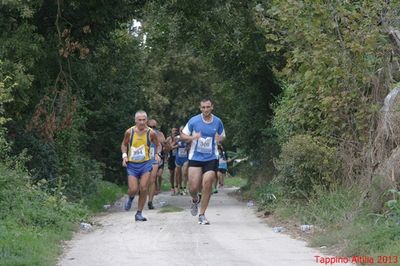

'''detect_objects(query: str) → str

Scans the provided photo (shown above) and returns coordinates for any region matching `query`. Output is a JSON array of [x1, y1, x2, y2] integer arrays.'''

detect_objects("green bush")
[[275, 134, 341, 198], [0, 163, 87, 226], [12, 132, 59, 181], [84, 180, 125, 212], [0, 163, 88, 265], [54, 122, 105, 200]]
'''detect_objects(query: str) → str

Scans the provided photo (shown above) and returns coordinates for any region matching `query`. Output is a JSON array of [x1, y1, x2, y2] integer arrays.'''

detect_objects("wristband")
[[122, 153, 128, 159]]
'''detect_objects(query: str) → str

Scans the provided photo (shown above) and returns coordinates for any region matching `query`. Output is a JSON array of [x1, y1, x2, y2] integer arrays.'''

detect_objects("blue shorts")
[[175, 157, 188, 167], [127, 161, 152, 178], [218, 162, 228, 170]]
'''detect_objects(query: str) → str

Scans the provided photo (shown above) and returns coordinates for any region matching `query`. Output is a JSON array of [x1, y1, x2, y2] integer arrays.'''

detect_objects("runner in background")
[[175, 126, 190, 195], [165, 127, 179, 195], [121, 110, 159, 221], [147, 119, 164, 209], [214, 143, 228, 193]]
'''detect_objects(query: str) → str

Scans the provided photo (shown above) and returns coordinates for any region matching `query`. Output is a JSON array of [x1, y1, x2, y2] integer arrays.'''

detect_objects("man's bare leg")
[[125, 175, 138, 211], [188, 167, 202, 216], [200, 170, 216, 215], [148, 164, 158, 209], [175, 165, 182, 194], [169, 168, 175, 194], [156, 167, 164, 193], [138, 172, 150, 211]]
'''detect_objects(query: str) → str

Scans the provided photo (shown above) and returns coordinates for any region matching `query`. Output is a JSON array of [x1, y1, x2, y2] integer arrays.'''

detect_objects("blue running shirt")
[[176, 140, 189, 159], [182, 114, 225, 161]]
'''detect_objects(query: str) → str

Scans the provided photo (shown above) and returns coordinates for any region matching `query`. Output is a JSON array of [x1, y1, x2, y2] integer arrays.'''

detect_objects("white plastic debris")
[[300, 224, 313, 232], [80, 222, 92, 232], [247, 201, 254, 207], [272, 226, 284, 233]]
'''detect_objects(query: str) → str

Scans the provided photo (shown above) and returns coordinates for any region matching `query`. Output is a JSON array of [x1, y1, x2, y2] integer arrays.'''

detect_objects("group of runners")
[[120, 97, 228, 225]]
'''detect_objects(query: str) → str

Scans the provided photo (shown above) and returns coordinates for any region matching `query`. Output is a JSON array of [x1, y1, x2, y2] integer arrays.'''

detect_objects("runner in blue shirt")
[[180, 97, 225, 225], [147, 119, 164, 210], [215, 144, 229, 192], [175, 126, 190, 195]]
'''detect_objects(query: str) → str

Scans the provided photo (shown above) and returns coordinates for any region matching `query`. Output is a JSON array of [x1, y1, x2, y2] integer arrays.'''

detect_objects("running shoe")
[[190, 198, 199, 216], [198, 214, 210, 225], [124, 196, 134, 211], [135, 212, 147, 221], [148, 201, 154, 210]]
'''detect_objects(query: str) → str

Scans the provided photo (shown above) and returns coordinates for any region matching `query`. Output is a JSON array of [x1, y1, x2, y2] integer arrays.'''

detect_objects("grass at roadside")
[[0, 217, 76, 266], [0, 163, 125, 266], [84, 181, 125, 212], [224, 175, 247, 188], [244, 181, 400, 259]]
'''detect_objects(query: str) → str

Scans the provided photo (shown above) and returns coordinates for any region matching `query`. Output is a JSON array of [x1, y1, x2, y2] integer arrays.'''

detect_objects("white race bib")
[[196, 137, 213, 154], [130, 145, 146, 161], [150, 146, 155, 159], [178, 147, 187, 157]]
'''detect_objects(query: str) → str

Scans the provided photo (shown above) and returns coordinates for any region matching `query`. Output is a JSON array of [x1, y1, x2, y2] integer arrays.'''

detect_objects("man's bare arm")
[[121, 129, 131, 153], [121, 129, 131, 167], [180, 132, 201, 142], [150, 130, 161, 153]]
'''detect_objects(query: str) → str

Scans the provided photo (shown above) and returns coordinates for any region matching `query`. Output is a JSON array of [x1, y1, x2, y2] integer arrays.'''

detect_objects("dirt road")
[[58, 188, 347, 266]]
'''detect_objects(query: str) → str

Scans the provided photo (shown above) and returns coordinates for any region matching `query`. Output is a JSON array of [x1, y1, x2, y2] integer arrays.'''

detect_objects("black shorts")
[[158, 158, 165, 169], [188, 159, 218, 174], [218, 169, 227, 174], [168, 156, 176, 170], [158, 155, 165, 168]]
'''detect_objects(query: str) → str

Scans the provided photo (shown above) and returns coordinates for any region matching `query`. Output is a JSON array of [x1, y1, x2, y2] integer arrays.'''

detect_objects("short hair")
[[135, 110, 147, 119], [200, 96, 213, 104], [147, 119, 157, 127]]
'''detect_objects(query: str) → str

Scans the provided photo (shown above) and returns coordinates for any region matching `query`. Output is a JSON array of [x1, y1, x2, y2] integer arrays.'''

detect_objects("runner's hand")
[[122, 157, 128, 167], [192, 132, 201, 140], [215, 133, 223, 143]]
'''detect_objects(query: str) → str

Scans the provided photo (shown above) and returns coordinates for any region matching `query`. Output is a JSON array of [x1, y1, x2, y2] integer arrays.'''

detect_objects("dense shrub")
[[0, 163, 87, 227], [275, 134, 341, 197], [0, 162, 88, 265]]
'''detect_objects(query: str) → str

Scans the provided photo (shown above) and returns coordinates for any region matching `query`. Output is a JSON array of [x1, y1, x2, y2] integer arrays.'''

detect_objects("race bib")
[[178, 147, 188, 157], [150, 146, 155, 159], [130, 145, 146, 161], [196, 137, 213, 154]]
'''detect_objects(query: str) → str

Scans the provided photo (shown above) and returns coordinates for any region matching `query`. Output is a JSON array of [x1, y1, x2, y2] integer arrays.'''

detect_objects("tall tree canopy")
[[2, 0, 399, 198]]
